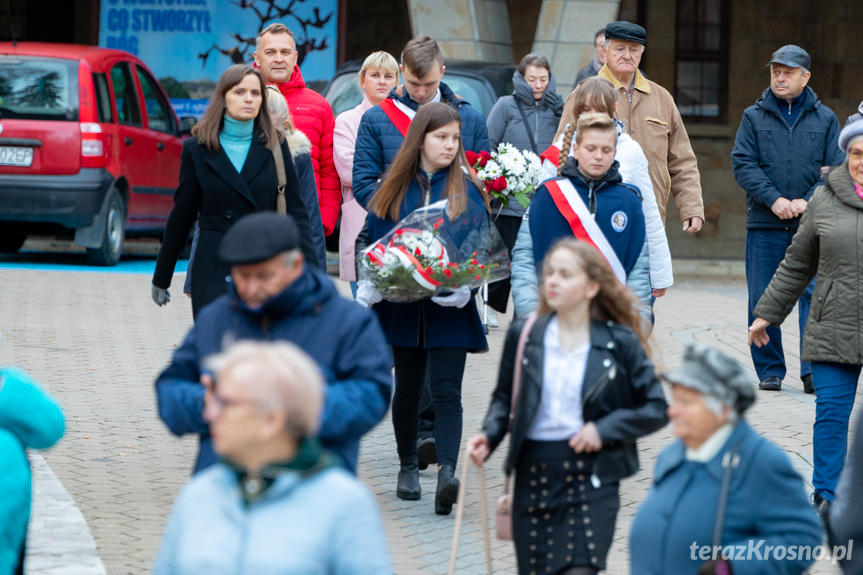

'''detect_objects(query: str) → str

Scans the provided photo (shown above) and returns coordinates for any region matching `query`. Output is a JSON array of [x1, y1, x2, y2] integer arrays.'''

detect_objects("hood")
[[825, 161, 863, 210], [285, 128, 312, 158], [560, 157, 623, 186], [273, 65, 306, 93], [229, 267, 336, 318], [512, 71, 564, 113], [0, 367, 64, 449], [755, 85, 818, 119]]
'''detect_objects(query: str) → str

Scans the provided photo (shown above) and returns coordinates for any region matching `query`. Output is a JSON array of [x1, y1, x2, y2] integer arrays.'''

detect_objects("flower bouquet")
[[359, 200, 510, 303], [466, 143, 542, 211]]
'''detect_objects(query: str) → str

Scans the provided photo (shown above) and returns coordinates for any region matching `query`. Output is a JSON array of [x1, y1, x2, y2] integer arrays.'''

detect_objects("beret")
[[661, 343, 756, 414], [838, 118, 863, 153], [219, 212, 300, 265], [604, 21, 646, 46], [767, 44, 811, 70]]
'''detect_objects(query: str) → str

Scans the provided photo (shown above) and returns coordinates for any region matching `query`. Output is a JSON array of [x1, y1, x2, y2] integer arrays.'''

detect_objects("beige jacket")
[[556, 66, 704, 223]]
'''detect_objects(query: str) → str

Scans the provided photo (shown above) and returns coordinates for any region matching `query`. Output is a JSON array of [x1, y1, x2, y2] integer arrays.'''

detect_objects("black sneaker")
[[802, 374, 815, 394], [758, 376, 782, 391]]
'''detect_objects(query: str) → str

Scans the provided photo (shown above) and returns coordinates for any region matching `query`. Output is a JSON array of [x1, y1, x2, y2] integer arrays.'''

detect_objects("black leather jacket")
[[481, 314, 668, 485]]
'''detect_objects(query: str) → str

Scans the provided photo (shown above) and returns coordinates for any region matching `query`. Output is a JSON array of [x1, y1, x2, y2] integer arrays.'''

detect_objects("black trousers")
[[391, 346, 467, 467], [487, 214, 523, 313]]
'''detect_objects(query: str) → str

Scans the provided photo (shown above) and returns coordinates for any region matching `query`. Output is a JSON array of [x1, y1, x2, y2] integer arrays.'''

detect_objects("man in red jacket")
[[254, 23, 340, 237]]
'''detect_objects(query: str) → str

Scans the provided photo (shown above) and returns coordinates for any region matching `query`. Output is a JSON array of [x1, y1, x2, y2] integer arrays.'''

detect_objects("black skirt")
[[513, 440, 620, 574]]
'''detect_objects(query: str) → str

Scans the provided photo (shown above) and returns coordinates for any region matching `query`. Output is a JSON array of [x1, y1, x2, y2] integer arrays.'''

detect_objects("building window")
[[675, 0, 729, 121]]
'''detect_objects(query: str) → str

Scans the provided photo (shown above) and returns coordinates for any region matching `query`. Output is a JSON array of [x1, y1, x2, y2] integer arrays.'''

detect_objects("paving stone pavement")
[[0, 267, 858, 574]]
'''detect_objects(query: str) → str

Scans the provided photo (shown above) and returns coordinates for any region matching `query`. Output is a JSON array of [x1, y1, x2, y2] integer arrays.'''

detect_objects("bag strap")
[[514, 99, 537, 154], [712, 438, 743, 547], [448, 449, 493, 575], [272, 142, 287, 215], [503, 312, 539, 494]]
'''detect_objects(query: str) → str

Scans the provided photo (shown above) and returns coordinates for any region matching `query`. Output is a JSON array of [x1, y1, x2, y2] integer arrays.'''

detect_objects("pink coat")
[[334, 97, 373, 281]]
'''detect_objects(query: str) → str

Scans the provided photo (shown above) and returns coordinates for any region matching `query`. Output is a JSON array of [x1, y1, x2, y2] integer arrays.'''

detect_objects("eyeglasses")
[[204, 391, 260, 416]]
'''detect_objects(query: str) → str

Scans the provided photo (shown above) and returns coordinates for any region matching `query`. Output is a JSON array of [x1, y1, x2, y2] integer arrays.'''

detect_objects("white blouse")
[[526, 317, 589, 441]]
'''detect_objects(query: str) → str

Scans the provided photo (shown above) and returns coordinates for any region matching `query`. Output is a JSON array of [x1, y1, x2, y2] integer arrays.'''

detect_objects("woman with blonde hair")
[[333, 51, 399, 295], [357, 102, 490, 515], [468, 238, 667, 574]]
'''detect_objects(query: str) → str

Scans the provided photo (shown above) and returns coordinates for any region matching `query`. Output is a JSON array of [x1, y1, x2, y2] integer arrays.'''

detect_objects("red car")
[[0, 43, 188, 265]]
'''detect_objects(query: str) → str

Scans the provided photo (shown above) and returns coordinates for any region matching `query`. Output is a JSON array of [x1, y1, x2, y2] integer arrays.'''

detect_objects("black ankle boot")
[[397, 457, 421, 501], [435, 464, 460, 515]]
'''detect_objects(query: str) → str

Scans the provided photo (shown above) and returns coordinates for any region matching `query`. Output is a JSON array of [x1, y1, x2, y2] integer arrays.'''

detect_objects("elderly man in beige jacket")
[[557, 21, 704, 233]]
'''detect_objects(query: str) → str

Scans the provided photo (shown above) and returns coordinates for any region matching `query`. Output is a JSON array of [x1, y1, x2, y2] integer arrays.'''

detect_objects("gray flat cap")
[[661, 343, 756, 414], [219, 212, 300, 266], [839, 118, 863, 153]]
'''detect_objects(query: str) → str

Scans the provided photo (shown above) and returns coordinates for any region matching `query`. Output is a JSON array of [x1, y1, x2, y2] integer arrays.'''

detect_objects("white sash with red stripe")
[[544, 178, 627, 284]]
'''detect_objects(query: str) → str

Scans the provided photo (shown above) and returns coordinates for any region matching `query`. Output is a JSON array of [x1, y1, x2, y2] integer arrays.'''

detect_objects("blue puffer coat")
[[366, 170, 489, 352], [352, 82, 490, 208], [155, 268, 392, 475], [732, 86, 843, 229], [0, 368, 65, 575]]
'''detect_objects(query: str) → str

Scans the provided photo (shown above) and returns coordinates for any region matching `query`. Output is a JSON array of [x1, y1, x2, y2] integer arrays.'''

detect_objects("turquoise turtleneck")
[[220, 115, 254, 173]]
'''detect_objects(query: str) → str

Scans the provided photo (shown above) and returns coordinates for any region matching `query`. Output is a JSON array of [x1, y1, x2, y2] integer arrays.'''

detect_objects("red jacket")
[[273, 66, 340, 235]]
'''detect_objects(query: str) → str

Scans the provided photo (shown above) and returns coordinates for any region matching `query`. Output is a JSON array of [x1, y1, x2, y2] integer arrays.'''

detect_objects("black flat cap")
[[768, 45, 810, 70], [604, 21, 646, 45], [219, 212, 299, 265]]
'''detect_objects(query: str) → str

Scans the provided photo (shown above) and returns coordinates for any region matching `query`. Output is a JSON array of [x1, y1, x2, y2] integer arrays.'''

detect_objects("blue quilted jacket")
[[352, 82, 490, 208]]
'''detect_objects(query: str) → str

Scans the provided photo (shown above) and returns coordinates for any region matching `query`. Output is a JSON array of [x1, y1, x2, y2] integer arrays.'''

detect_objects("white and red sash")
[[540, 143, 561, 168], [379, 98, 416, 137], [544, 178, 626, 284]]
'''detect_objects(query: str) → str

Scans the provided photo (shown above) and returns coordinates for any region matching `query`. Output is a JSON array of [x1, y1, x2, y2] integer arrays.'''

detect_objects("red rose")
[[414, 247, 421, 257], [478, 150, 492, 167], [491, 176, 507, 192], [465, 150, 479, 166], [475, 275, 481, 281], [443, 269, 452, 278]]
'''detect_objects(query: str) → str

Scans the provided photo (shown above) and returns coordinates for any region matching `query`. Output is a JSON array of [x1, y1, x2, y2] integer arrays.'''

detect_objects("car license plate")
[[0, 147, 34, 167]]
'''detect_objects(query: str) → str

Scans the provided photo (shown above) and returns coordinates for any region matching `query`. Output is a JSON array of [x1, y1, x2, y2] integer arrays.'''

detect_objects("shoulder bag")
[[272, 141, 287, 215], [514, 99, 538, 154]]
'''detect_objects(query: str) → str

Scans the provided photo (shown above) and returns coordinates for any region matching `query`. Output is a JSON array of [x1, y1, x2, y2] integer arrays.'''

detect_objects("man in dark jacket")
[[351, 35, 490, 208], [155, 212, 392, 475], [732, 45, 843, 393], [573, 28, 606, 88]]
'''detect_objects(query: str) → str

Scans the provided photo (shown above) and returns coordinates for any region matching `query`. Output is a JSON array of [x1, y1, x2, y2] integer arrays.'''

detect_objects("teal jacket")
[[0, 368, 65, 575]]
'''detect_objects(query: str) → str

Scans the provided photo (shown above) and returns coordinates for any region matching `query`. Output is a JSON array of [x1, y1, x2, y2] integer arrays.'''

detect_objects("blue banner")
[[99, 0, 338, 114]]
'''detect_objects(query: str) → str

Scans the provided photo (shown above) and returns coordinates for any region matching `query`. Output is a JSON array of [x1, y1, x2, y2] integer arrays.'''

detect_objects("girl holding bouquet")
[[358, 102, 491, 515], [468, 239, 667, 575]]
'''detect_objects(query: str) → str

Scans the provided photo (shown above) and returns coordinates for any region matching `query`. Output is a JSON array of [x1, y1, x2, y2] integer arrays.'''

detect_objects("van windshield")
[[0, 56, 79, 121]]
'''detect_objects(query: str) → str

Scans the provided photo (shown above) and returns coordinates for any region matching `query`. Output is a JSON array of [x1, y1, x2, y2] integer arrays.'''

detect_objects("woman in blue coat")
[[357, 102, 490, 515], [629, 343, 823, 575], [0, 367, 64, 575]]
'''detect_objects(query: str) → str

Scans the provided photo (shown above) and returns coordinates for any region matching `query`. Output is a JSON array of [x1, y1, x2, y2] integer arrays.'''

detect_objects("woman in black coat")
[[468, 239, 667, 575], [151, 64, 317, 318]]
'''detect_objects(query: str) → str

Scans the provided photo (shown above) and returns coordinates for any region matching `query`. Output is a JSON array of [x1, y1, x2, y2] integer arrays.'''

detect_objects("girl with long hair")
[[468, 238, 667, 574], [359, 102, 490, 515], [151, 64, 318, 318]]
